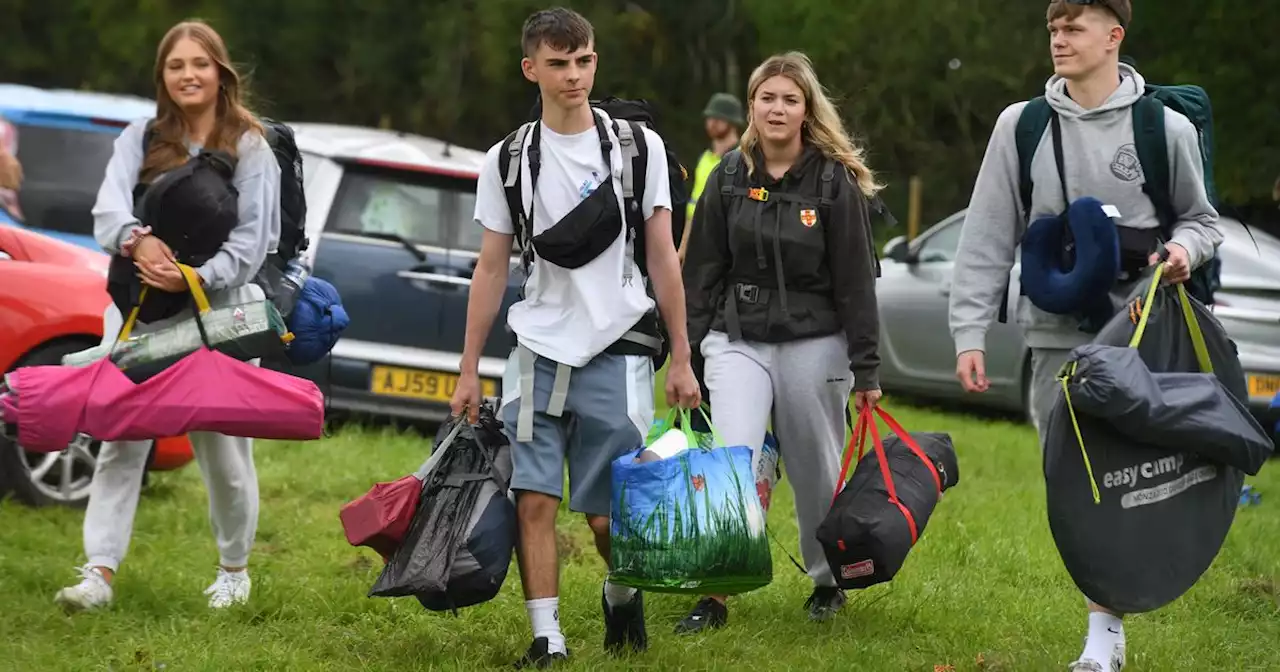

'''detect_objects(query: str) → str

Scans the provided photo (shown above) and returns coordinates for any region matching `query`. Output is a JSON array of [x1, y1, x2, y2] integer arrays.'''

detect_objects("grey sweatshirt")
[[92, 119, 282, 292], [949, 64, 1221, 354]]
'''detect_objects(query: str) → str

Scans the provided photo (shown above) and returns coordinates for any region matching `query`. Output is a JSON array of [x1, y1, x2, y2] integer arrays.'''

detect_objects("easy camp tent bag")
[[816, 406, 959, 590], [368, 403, 516, 613], [1044, 267, 1256, 614]]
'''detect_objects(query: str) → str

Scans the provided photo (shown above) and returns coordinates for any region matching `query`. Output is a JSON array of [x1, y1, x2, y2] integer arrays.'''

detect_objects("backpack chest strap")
[[720, 185, 825, 207]]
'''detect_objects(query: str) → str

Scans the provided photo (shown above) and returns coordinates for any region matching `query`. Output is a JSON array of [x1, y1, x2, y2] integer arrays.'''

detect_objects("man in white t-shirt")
[[450, 6, 700, 668]]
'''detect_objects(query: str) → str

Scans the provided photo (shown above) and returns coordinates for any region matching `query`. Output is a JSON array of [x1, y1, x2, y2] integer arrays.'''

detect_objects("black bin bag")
[[1044, 264, 1275, 614], [368, 401, 517, 613], [816, 406, 960, 589]]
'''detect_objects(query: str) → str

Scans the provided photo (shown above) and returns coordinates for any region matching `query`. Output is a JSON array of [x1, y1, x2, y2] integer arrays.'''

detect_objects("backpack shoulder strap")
[[498, 122, 535, 250], [614, 119, 651, 274], [140, 118, 158, 155], [1131, 94, 1175, 231], [718, 149, 749, 208], [1015, 96, 1053, 221]]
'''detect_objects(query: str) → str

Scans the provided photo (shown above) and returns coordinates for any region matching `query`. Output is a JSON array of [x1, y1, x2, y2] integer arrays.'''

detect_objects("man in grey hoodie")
[[948, 1, 1221, 670]]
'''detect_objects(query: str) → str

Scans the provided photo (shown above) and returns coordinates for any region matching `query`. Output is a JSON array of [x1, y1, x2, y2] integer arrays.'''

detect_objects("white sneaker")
[[204, 568, 251, 609], [54, 565, 114, 612], [1068, 640, 1126, 672]]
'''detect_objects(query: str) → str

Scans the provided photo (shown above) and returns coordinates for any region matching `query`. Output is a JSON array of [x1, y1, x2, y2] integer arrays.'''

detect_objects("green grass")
[[2, 396, 1279, 671], [610, 447, 772, 595]]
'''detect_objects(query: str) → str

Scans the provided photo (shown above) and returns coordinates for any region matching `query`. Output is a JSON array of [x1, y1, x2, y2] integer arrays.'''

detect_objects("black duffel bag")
[[1044, 262, 1273, 614], [816, 406, 960, 589]]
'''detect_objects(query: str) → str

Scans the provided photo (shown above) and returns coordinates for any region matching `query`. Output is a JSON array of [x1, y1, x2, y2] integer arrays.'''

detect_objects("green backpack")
[[1012, 83, 1222, 309]]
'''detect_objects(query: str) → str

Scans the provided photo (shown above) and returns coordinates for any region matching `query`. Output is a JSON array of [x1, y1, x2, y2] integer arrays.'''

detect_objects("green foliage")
[[1, 0, 1276, 227]]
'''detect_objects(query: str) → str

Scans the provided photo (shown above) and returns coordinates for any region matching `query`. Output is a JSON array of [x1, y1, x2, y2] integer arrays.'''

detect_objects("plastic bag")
[[62, 297, 290, 383], [608, 407, 772, 595], [368, 403, 516, 612]]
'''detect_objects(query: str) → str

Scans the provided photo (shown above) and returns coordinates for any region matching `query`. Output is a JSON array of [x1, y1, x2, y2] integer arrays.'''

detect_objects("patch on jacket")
[[800, 208, 817, 227]]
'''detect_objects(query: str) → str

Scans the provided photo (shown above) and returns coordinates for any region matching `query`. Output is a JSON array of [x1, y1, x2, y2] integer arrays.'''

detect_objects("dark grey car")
[[285, 123, 520, 423]]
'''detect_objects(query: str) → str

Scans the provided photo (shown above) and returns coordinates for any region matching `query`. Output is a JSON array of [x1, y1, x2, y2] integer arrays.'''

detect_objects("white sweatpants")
[[701, 329, 854, 588], [82, 284, 263, 572], [84, 433, 259, 571]]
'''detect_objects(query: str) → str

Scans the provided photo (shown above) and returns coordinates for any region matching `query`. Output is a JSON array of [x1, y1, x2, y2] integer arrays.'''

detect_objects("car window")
[[12, 123, 120, 236], [915, 217, 964, 263], [325, 166, 479, 251]]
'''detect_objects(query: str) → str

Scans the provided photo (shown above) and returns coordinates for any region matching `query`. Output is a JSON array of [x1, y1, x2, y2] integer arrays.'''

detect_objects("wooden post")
[[907, 175, 922, 241]]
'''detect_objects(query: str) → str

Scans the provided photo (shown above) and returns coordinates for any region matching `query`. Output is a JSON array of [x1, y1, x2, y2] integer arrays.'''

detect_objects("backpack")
[[1013, 84, 1222, 311], [110, 148, 241, 324], [497, 96, 689, 367], [367, 400, 516, 613], [141, 117, 309, 270]]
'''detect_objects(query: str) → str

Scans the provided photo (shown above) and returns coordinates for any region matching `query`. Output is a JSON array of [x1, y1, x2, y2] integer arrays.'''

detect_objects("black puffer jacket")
[[683, 144, 881, 390]]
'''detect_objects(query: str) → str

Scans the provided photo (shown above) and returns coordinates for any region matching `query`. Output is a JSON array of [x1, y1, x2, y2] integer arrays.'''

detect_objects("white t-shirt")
[[474, 108, 672, 367]]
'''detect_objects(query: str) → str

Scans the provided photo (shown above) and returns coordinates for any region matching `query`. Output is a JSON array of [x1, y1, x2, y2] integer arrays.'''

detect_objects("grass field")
[[1, 395, 1278, 671]]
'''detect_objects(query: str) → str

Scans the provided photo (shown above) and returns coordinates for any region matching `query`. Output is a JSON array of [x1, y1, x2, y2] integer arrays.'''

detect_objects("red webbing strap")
[[874, 406, 942, 493], [866, 414, 919, 543], [831, 405, 871, 508]]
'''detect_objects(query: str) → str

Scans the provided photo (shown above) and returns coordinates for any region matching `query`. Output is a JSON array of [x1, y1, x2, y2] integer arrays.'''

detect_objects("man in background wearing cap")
[[680, 92, 744, 261]]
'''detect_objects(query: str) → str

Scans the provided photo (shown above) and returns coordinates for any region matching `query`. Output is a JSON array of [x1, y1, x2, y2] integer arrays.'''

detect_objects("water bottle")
[[277, 257, 311, 318]]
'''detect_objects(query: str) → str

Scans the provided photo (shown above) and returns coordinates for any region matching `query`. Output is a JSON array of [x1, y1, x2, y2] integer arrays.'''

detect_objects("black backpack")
[[497, 96, 690, 367], [140, 117, 308, 270], [111, 148, 241, 324]]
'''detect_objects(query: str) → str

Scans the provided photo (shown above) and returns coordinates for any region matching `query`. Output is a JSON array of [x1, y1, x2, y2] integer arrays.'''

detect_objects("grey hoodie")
[[949, 64, 1221, 354]]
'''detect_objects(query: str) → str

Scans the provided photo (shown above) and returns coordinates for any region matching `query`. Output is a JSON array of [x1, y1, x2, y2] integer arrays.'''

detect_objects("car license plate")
[[369, 365, 497, 403], [1246, 373, 1280, 400]]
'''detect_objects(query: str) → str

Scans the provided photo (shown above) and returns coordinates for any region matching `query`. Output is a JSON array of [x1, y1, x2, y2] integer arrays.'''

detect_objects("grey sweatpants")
[[1028, 347, 1074, 446], [82, 285, 262, 572], [701, 329, 854, 588]]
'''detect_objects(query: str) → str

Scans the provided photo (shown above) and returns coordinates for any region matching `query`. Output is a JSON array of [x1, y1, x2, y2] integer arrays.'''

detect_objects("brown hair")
[[739, 52, 884, 198], [520, 7, 594, 58], [140, 19, 263, 183], [1047, 0, 1131, 28]]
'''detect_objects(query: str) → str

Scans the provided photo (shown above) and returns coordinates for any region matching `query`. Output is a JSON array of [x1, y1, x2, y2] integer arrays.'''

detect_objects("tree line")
[[3, 0, 1277, 231]]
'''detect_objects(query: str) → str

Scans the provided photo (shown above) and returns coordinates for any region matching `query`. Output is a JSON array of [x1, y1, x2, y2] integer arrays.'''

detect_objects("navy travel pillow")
[[1021, 196, 1120, 317]]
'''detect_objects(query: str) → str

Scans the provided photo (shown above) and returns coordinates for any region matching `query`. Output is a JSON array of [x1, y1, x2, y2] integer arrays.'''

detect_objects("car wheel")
[[3, 339, 103, 508], [2, 432, 101, 508]]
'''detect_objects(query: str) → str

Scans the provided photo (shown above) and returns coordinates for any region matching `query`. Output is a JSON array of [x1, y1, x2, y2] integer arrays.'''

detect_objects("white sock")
[[1080, 611, 1124, 664], [603, 581, 637, 609], [526, 597, 566, 654]]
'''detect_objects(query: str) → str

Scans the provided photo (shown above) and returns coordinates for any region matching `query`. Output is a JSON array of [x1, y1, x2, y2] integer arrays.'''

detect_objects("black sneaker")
[[805, 586, 846, 622], [513, 637, 568, 669], [674, 597, 728, 635], [602, 588, 648, 655]]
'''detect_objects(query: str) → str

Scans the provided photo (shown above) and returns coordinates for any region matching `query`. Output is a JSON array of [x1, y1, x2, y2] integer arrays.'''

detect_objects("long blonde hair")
[[141, 20, 263, 183], [739, 52, 883, 198]]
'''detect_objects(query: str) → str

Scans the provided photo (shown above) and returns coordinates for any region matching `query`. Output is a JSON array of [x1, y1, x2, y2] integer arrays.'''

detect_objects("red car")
[[0, 223, 194, 507]]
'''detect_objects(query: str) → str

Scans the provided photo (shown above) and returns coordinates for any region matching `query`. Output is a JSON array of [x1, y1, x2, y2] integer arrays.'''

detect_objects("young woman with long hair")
[[678, 51, 884, 632], [54, 19, 281, 612]]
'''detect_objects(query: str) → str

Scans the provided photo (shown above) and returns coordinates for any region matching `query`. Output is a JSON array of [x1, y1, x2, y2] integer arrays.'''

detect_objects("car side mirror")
[[883, 236, 913, 264]]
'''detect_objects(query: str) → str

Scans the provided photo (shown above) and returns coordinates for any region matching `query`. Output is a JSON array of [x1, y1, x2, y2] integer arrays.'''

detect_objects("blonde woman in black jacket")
[[678, 51, 884, 632]]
